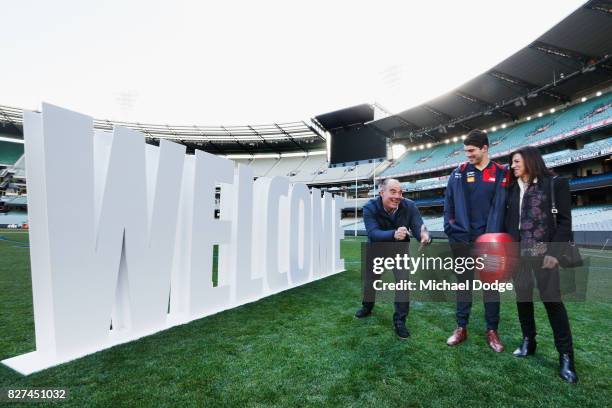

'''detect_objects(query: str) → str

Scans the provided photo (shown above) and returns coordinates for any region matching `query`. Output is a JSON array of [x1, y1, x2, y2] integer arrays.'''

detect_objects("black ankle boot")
[[559, 352, 578, 384], [354, 306, 372, 318], [512, 337, 537, 357], [393, 320, 410, 340]]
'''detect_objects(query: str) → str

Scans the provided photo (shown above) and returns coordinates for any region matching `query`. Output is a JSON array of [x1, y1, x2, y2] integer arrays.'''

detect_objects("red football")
[[473, 233, 518, 283]]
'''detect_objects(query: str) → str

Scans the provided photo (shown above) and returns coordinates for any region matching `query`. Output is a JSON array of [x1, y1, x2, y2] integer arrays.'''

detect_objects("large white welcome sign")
[[2, 104, 345, 375]]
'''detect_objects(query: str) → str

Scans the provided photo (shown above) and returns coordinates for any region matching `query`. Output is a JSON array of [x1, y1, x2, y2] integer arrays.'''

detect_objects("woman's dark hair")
[[508, 146, 555, 186]]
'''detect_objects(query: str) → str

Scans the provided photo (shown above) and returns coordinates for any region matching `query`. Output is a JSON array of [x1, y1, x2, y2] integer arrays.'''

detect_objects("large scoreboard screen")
[[329, 124, 387, 165]]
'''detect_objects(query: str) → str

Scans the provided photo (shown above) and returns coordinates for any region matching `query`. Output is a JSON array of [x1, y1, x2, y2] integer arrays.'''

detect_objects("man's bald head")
[[379, 178, 401, 192]]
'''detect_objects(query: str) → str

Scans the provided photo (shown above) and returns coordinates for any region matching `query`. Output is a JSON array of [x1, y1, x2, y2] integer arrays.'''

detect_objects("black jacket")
[[362, 196, 425, 242], [504, 175, 572, 258]]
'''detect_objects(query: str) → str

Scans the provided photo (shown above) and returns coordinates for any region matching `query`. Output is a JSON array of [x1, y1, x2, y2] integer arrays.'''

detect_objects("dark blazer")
[[363, 196, 424, 243], [504, 175, 572, 258]]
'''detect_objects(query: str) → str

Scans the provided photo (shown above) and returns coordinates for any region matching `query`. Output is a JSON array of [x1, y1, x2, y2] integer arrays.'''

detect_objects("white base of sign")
[[2, 266, 345, 375]]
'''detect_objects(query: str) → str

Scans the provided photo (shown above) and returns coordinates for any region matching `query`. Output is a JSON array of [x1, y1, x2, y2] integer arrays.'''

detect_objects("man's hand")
[[542, 255, 559, 269], [394, 226, 408, 241], [419, 225, 431, 251], [419, 224, 431, 251]]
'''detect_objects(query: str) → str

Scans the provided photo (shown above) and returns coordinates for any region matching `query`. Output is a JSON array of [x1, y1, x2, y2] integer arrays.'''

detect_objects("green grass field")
[[0, 231, 611, 407]]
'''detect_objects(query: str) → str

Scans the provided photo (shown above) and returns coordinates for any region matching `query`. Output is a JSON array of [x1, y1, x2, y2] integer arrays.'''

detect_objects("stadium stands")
[[374, 136, 612, 194], [1, 196, 27, 206], [268, 156, 309, 178], [230, 153, 390, 184], [342, 218, 365, 233], [245, 157, 280, 177], [342, 205, 612, 233], [342, 197, 370, 209], [546, 136, 612, 167], [571, 205, 612, 231], [0, 210, 28, 226], [287, 154, 327, 182], [569, 172, 612, 189], [0, 140, 24, 166], [394, 138, 612, 193], [382, 93, 612, 178]]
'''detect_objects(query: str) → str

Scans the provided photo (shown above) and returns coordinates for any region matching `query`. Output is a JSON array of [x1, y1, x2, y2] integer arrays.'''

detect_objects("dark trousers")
[[362, 267, 410, 323], [453, 243, 500, 330], [514, 258, 573, 354]]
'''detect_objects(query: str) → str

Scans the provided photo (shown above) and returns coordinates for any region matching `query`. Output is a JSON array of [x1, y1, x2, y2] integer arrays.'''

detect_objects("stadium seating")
[[0, 210, 28, 225], [389, 135, 612, 193], [231, 153, 389, 184], [571, 205, 612, 231], [342, 206, 612, 233], [0, 140, 24, 166], [342, 197, 370, 209], [382, 93, 612, 178], [402, 176, 449, 192], [246, 157, 281, 177], [413, 197, 444, 206], [569, 172, 612, 187], [342, 218, 365, 232], [269, 156, 309, 178], [287, 155, 327, 182], [1, 196, 27, 206]]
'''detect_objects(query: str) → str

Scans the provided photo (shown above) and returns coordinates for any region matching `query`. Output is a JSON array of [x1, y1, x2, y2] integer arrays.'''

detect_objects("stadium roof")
[[0, 104, 326, 155], [370, 0, 612, 142], [313, 104, 374, 132]]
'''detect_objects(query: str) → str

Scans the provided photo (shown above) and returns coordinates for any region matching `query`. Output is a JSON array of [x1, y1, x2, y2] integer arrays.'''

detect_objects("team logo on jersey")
[[501, 175, 508, 187], [482, 167, 496, 183]]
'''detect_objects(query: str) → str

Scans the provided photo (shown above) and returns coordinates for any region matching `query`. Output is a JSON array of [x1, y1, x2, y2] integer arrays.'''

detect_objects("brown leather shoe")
[[446, 327, 467, 346], [486, 330, 504, 353]]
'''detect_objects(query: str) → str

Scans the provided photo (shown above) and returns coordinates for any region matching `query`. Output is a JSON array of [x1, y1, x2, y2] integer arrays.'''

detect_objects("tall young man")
[[443, 129, 508, 352]]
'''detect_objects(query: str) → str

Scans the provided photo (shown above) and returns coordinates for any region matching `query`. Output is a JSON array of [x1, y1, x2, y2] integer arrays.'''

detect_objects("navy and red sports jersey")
[[443, 160, 509, 243]]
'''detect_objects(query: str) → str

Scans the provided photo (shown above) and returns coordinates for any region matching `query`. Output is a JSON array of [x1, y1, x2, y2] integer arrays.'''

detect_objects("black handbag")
[[550, 177, 583, 268]]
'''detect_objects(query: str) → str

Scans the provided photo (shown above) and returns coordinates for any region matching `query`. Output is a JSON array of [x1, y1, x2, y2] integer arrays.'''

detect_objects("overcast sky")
[[2, 0, 586, 125]]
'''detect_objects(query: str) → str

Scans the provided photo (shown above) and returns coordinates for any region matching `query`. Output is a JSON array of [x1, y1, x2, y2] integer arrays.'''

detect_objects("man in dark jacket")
[[443, 129, 508, 352], [355, 178, 430, 339]]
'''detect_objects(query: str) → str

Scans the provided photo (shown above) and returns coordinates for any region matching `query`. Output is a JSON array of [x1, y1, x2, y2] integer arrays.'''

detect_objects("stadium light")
[[491, 126, 497, 132], [501, 124, 507, 129], [445, 139, 450, 144], [538, 112, 543, 117], [0, 136, 25, 144], [461, 135, 467, 140], [581, 97, 587, 102], [527, 116, 532, 121], [391, 144, 406, 159], [412, 146, 417, 151], [255, 153, 281, 159], [596, 91, 602, 97], [226, 154, 253, 159], [453, 136, 459, 142], [419, 144, 425, 150], [550, 108, 556, 113], [281, 151, 308, 158], [426, 143, 432, 148], [306, 150, 327, 157]]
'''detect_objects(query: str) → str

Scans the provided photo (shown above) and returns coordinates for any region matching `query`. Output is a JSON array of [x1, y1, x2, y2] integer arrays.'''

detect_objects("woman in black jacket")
[[504, 146, 578, 384]]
